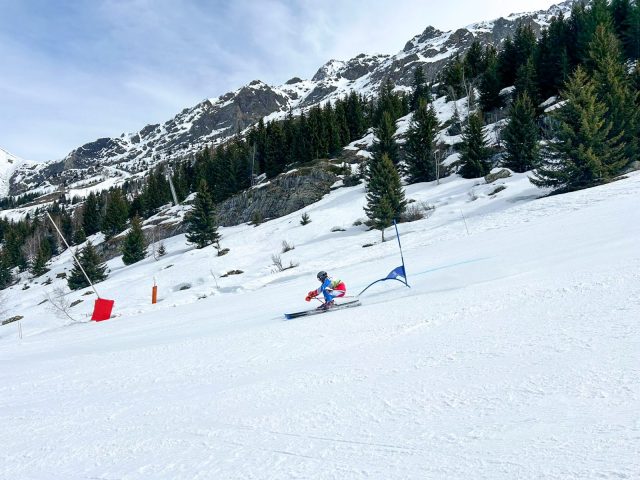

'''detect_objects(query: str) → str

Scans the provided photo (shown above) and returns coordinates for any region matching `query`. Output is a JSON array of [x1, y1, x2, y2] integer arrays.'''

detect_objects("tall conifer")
[[0, 253, 13, 289], [503, 93, 540, 173], [67, 241, 108, 291], [365, 154, 406, 242], [411, 66, 431, 111], [371, 111, 400, 168], [532, 67, 625, 192], [122, 216, 147, 265], [480, 46, 503, 111], [82, 192, 101, 236], [589, 24, 639, 166], [404, 99, 441, 183], [185, 180, 220, 249], [459, 111, 492, 178], [102, 189, 129, 239]]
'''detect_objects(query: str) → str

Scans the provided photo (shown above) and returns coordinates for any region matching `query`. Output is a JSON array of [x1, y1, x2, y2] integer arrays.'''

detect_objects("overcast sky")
[[0, 0, 560, 162]]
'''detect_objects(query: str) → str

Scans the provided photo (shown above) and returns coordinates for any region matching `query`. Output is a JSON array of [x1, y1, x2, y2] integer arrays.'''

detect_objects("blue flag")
[[385, 266, 406, 280]]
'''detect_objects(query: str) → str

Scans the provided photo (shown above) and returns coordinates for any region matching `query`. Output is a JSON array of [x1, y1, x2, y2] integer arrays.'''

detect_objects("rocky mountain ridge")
[[5, 0, 577, 198]]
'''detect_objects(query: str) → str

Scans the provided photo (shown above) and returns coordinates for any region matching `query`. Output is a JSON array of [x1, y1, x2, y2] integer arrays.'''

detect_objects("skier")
[[306, 271, 346, 309]]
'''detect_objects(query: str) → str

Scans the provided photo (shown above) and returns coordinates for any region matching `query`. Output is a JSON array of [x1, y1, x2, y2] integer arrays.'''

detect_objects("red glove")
[[306, 290, 318, 301]]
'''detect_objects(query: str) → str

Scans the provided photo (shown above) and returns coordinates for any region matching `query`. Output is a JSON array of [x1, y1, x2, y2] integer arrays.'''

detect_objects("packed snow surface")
[[1, 170, 639, 479]]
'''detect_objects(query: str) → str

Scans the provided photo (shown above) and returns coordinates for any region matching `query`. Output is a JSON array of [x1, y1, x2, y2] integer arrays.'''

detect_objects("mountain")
[[5, 0, 577, 198], [0, 147, 36, 198]]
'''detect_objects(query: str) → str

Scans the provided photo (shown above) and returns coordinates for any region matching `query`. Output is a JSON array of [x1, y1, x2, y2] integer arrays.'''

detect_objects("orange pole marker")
[[152, 285, 158, 304]]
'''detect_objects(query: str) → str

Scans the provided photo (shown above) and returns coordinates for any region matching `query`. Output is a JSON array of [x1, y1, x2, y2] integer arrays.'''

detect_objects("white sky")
[[0, 0, 560, 162]]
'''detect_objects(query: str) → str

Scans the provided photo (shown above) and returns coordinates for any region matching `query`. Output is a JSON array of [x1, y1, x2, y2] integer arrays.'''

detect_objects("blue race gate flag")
[[357, 220, 410, 297], [386, 265, 407, 281]]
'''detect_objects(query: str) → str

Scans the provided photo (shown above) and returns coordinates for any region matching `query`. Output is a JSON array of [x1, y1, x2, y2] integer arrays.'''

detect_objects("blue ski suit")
[[314, 277, 346, 302]]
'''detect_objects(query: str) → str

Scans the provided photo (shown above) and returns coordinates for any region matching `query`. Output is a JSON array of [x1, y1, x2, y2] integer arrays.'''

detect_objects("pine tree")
[[365, 154, 406, 242], [371, 111, 400, 167], [503, 93, 540, 173], [185, 180, 220, 249], [264, 120, 287, 177], [514, 56, 540, 107], [142, 167, 172, 214], [72, 227, 86, 245], [102, 189, 129, 239], [0, 252, 13, 289], [82, 192, 101, 236], [623, 2, 640, 59], [67, 241, 108, 291], [632, 61, 640, 95], [498, 37, 518, 87], [610, 0, 633, 42], [480, 46, 503, 111], [60, 211, 74, 249], [513, 23, 538, 67], [4, 230, 26, 270], [532, 67, 625, 192], [411, 66, 431, 111], [375, 79, 403, 126], [464, 40, 485, 79], [404, 98, 441, 183], [589, 24, 639, 167], [447, 104, 463, 136], [442, 54, 466, 100], [300, 212, 311, 225], [334, 101, 351, 147], [157, 242, 167, 257], [30, 246, 49, 277], [458, 111, 492, 178], [324, 102, 343, 156], [122, 216, 147, 265], [308, 106, 327, 160], [537, 14, 571, 99], [345, 91, 367, 141]]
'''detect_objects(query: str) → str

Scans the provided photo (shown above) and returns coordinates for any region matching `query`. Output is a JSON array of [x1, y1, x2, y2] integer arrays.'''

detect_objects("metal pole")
[[168, 172, 179, 206], [460, 209, 470, 236], [46, 212, 100, 298], [393, 219, 408, 286]]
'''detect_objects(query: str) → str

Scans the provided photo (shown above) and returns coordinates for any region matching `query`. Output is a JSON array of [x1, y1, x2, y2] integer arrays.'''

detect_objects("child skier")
[[305, 271, 346, 309]]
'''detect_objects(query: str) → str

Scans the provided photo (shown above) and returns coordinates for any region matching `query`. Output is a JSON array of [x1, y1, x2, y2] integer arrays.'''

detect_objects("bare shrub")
[[45, 286, 80, 323], [281, 240, 295, 253], [401, 202, 436, 222], [271, 254, 299, 273]]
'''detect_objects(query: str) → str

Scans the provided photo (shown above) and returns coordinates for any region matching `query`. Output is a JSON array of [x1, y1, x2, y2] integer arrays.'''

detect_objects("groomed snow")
[[1, 170, 639, 479]]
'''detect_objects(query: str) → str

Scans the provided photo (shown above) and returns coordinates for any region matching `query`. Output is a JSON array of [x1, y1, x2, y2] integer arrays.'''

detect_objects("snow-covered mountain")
[[0, 147, 29, 197], [5, 0, 577, 198]]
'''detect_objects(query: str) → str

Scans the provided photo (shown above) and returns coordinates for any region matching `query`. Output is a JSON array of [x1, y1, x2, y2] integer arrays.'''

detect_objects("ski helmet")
[[317, 270, 328, 282]]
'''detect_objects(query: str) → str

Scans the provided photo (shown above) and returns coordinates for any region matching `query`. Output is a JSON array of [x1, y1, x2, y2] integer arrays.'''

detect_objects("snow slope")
[[0, 170, 639, 479], [0, 147, 26, 197]]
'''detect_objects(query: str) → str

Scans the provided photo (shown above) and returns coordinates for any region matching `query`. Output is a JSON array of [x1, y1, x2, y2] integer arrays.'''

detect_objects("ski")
[[284, 299, 361, 320]]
